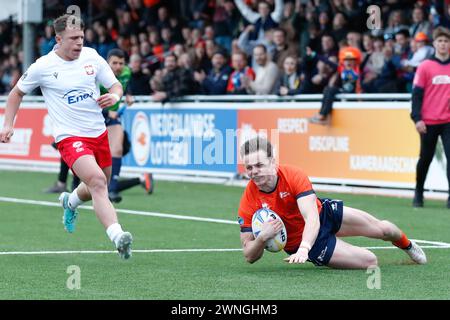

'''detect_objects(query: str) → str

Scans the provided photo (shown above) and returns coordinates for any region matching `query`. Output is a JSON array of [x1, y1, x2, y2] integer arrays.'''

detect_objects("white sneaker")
[[116, 232, 133, 260], [404, 241, 427, 264]]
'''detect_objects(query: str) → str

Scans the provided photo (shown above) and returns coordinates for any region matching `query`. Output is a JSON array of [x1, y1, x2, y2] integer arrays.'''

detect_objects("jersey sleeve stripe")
[[295, 190, 315, 199]]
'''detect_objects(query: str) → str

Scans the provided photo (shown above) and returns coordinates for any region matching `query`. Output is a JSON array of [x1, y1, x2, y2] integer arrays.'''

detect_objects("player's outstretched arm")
[[241, 220, 283, 263], [285, 194, 320, 264], [0, 86, 25, 143]]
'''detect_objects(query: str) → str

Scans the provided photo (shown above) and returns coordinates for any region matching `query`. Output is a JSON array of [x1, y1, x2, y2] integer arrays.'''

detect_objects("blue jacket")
[[201, 65, 232, 95], [249, 16, 279, 40]]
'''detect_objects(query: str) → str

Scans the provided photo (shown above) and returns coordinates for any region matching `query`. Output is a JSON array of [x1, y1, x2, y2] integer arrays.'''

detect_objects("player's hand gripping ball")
[[252, 208, 287, 252]]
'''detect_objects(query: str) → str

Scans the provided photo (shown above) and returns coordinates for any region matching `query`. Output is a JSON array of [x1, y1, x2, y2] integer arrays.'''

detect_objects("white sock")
[[68, 189, 84, 210], [106, 223, 124, 246]]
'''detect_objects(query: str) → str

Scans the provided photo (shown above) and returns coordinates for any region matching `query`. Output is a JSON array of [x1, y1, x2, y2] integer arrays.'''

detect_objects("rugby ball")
[[251, 208, 287, 252]]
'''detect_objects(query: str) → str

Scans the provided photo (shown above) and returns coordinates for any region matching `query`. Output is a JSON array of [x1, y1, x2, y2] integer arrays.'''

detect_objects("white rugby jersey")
[[17, 47, 118, 142]]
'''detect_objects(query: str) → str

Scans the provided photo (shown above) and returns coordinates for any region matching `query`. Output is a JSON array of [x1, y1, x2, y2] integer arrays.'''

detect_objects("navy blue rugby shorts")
[[286, 198, 343, 266]]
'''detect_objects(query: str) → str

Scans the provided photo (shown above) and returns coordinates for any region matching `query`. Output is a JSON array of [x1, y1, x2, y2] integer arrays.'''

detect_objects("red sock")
[[392, 232, 411, 249]]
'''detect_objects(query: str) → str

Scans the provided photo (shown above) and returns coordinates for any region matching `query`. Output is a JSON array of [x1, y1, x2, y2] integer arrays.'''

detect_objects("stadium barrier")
[[0, 94, 447, 193]]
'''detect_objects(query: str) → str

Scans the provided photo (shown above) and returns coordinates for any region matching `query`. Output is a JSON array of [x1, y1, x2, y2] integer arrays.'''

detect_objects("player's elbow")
[[244, 255, 259, 264], [243, 251, 261, 264], [6, 86, 25, 106]]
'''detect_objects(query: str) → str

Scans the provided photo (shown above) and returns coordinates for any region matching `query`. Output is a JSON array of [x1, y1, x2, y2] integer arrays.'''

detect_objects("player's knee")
[[85, 174, 108, 192], [361, 251, 378, 268], [379, 220, 396, 240]]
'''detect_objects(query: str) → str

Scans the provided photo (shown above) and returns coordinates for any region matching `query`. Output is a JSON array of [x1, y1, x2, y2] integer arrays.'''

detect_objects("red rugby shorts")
[[57, 130, 112, 170]]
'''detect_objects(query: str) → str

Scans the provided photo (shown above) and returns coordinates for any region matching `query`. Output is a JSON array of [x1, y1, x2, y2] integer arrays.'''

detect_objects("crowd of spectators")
[[1, 0, 450, 99]]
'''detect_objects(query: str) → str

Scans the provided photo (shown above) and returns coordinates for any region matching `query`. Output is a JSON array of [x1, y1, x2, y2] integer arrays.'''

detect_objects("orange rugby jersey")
[[238, 165, 322, 252]]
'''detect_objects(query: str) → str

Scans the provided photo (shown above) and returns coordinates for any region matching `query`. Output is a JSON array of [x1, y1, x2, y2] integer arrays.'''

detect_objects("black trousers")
[[415, 122, 450, 195], [319, 86, 340, 116]]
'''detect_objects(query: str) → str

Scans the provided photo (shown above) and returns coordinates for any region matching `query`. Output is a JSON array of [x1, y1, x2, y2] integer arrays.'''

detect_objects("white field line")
[[0, 243, 450, 256], [0, 248, 243, 255], [0, 196, 237, 225], [409, 239, 450, 246], [1, 197, 450, 256]]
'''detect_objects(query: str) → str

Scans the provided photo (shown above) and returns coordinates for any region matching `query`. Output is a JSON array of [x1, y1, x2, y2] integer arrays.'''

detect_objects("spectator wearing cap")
[[409, 6, 432, 40], [338, 50, 361, 94], [194, 50, 232, 94], [383, 32, 396, 48], [338, 44, 362, 73], [242, 44, 280, 94], [310, 49, 360, 124], [301, 34, 339, 93], [402, 32, 434, 68], [309, 57, 337, 94], [234, 0, 284, 41]]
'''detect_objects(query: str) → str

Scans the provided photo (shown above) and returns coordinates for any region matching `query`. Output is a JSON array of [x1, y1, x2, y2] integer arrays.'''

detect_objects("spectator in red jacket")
[[226, 51, 256, 94]]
